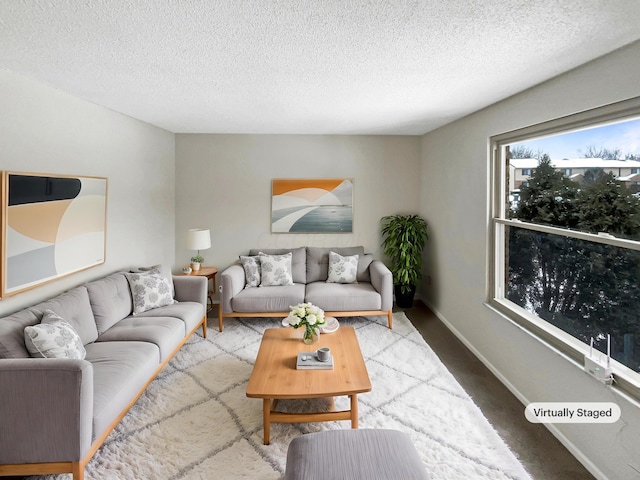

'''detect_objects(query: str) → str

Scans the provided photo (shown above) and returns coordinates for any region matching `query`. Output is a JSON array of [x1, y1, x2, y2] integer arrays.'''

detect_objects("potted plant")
[[380, 214, 429, 308], [190, 254, 204, 271]]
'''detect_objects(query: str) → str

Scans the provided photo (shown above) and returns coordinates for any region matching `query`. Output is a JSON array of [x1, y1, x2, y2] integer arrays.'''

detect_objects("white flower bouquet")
[[284, 302, 326, 344]]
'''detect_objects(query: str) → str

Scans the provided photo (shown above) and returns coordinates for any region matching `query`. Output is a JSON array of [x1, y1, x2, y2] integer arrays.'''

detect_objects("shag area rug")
[[32, 312, 531, 480]]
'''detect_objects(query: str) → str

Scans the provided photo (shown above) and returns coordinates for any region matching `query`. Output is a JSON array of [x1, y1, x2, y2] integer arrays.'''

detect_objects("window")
[[490, 97, 640, 398], [522, 168, 532, 176]]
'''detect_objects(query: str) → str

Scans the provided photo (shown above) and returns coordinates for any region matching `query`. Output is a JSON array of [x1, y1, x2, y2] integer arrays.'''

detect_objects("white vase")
[[190, 262, 201, 271]]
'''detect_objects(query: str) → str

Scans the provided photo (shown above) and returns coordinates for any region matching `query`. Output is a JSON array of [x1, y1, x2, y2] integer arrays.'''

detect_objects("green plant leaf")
[[380, 214, 428, 289]]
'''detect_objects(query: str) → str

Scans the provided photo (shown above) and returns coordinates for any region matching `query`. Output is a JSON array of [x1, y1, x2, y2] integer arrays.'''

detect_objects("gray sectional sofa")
[[219, 246, 393, 331], [0, 270, 208, 480]]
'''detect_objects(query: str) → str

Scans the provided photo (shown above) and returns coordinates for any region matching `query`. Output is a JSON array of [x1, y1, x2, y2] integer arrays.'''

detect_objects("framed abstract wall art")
[[271, 178, 353, 233], [1, 172, 107, 297]]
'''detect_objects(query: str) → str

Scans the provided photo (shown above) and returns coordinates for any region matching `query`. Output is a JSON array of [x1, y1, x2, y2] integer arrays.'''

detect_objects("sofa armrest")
[[369, 260, 393, 311], [0, 358, 93, 464], [172, 275, 208, 308], [221, 264, 246, 314]]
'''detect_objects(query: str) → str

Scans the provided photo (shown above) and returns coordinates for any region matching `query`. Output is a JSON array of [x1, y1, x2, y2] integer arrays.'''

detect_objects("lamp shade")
[[187, 228, 211, 251]]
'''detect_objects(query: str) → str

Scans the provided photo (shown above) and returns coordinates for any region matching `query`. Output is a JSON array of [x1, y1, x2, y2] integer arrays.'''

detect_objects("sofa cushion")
[[24, 310, 87, 359], [250, 247, 306, 284], [327, 251, 359, 284], [86, 272, 134, 335], [85, 341, 160, 441], [258, 252, 294, 286], [0, 308, 42, 358], [357, 253, 374, 282], [239, 255, 261, 287], [134, 301, 205, 336], [306, 247, 365, 283], [232, 284, 305, 312], [96, 316, 184, 361], [305, 282, 382, 311], [125, 270, 174, 315], [33, 286, 98, 345]]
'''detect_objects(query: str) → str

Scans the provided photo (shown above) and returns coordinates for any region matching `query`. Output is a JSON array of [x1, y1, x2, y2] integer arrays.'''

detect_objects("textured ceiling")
[[1, 1, 640, 135]]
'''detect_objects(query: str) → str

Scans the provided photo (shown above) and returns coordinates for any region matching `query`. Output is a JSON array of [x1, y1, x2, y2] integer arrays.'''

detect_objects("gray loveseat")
[[219, 246, 393, 331], [0, 270, 207, 480]]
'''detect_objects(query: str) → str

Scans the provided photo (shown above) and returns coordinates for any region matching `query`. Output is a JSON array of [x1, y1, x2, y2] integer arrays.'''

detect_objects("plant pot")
[[394, 285, 416, 309], [190, 262, 201, 271]]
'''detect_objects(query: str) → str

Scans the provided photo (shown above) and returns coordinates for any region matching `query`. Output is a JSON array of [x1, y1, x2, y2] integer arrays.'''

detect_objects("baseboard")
[[422, 299, 610, 480]]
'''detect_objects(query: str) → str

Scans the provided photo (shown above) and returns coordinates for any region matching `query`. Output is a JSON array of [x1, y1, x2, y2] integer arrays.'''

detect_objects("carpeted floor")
[[32, 312, 531, 479]]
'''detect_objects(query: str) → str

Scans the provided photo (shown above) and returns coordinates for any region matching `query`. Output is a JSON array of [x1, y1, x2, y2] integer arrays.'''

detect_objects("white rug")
[[33, 312, 531, 480]]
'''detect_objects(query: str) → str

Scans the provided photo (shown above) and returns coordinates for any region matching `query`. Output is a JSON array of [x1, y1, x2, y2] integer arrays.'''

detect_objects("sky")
[[511, 117, 640, 160]]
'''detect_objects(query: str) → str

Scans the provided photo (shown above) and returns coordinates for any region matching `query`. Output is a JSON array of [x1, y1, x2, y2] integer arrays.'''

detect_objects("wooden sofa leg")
[[218, 309, 224, 332], [72, 461, 85, 480], [388, 311, 393, 329], [202, 315, 207, 338]]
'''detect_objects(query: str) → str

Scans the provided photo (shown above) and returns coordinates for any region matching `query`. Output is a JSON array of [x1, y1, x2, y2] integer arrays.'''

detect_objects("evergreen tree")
[[516, 155, 579, 228], [575, 172, 640, 240], [581, 167, 605, 187], [507, 155, 640, 370]]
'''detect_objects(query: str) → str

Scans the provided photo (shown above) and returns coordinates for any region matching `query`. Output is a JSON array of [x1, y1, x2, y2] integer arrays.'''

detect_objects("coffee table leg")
[[350, 394, 358, 428], [263, 399, 271, 445]]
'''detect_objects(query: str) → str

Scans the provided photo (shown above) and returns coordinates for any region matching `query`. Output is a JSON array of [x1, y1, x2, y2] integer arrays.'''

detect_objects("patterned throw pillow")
[[133, 264, 175, 297], [327, 251, 359, 284], [125, 270, 174, 315], [24, 310, 86, 359], [258, 252, 294, 286], [239, 255, 261, 287]]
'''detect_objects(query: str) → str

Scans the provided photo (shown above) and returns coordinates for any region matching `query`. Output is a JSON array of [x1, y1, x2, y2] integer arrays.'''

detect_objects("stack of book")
[[296, 352, 334, 370]]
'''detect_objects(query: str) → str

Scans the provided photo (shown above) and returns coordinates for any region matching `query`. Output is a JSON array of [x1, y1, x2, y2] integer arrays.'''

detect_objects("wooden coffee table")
[[246, 326, 371, 445]]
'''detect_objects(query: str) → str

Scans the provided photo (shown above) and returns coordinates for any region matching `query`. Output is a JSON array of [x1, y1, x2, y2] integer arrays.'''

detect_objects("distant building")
[[509, 158, 640, 191]]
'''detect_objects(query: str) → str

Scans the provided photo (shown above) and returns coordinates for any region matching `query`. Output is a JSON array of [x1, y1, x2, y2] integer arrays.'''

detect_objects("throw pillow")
[[125, 270, 174, 315], [258, 252, 294, 286], [132, 264, 175, 297], [24, 310, 87, 359], [327, 251, 359, 284], [239, 255, 261, 287]]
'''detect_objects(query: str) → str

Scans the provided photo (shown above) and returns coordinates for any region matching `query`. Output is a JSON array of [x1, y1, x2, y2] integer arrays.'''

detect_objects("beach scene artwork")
[[271, 178, 353, 233]]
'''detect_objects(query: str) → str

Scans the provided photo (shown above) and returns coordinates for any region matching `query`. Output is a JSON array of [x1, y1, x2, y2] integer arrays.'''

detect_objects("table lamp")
[[187, 228, 211, 271]]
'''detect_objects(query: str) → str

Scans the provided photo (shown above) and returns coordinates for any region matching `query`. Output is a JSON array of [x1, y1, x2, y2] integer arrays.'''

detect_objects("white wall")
[[420, 41, 640, 479], [7, 38, 637, 476], [0, 69, 175, 316], [175, 134, 421, 273]]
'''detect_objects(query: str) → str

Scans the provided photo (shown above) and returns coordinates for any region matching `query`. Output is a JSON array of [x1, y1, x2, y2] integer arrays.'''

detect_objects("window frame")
[[488, 96, 640, 400]]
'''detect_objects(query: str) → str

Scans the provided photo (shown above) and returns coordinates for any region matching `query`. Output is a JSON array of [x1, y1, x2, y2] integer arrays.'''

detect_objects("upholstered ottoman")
[[284, 429, 429, 480]]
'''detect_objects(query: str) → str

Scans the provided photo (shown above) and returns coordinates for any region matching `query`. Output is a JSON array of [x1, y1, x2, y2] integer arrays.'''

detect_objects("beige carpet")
[[32, 312, 531, 480]]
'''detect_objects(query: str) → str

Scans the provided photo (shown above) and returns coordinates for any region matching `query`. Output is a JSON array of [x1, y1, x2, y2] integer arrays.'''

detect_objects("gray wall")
[[420, 41, 640, 479], [174, 134, 421, 273], [0, 69, 175, 315]]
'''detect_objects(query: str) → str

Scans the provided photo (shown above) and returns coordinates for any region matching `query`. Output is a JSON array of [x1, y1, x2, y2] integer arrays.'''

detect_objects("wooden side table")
[[179, 266, 218, 315]]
